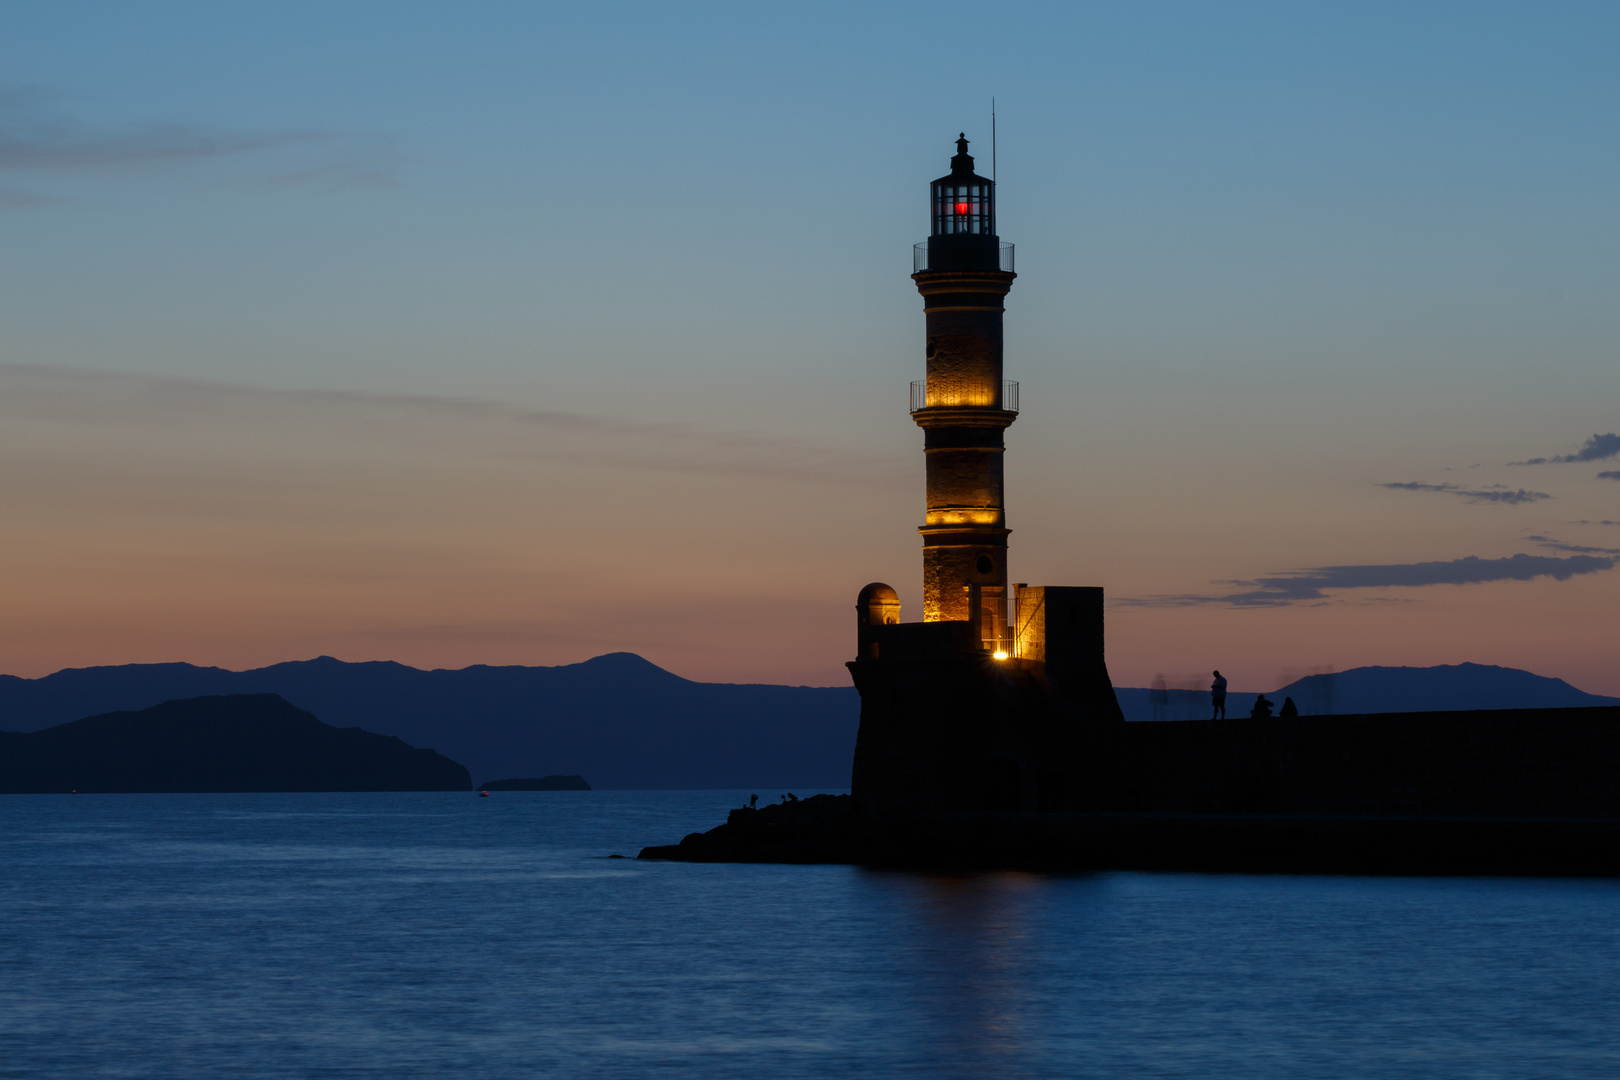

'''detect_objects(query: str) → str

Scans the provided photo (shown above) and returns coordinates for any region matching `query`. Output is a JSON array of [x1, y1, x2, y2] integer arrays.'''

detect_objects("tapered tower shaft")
[[912, 135, 1016, 647]]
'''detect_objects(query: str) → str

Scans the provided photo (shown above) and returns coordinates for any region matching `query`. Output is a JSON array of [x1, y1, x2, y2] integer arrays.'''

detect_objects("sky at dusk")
[[2, 1, 1617, 693]]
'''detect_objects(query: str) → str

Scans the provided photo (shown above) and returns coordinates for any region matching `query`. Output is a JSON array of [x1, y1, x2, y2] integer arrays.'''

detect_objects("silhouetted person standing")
[[1280, 697, 1299, 718], [1150, 674, 1169, 721], [1210, 671, 1228, 720]]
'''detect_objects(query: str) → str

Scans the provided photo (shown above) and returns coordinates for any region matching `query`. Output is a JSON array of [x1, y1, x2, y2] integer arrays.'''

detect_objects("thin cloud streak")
[[0, 185, 59, 208], [1513, 432, 1620, 466], [1122, 553, 1617, 608], [0, 84, 397, 195], [1381, 481, 1551, 505], [0, 86, 309, 170], [0, 364, 904, 489], [265, 161, 400, 192], [1527, 534, 1620, 556]]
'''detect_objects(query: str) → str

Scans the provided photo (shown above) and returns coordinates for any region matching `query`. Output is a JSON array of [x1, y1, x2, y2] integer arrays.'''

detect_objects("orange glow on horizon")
[[2, 367, 1618, 697]]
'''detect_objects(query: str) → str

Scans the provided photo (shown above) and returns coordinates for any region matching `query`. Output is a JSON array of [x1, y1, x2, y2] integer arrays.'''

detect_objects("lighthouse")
[[848, 133, 1122, 815], [912, 134, 1017, 650]]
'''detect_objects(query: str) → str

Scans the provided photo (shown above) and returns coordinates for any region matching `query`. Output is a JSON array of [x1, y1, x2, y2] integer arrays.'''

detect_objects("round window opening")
[[975, 555, 994, 575]]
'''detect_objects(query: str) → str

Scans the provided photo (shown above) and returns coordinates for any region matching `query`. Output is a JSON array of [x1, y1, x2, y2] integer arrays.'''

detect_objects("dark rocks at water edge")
[[637, 794, 1620, 877], [641, 705, 1620, 876], [0, 694, 470, 793], [479, 775, 591, 791]]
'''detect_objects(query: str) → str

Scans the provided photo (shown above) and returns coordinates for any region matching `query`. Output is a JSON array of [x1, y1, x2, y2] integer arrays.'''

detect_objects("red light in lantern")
[[954, 202, 970, 215]]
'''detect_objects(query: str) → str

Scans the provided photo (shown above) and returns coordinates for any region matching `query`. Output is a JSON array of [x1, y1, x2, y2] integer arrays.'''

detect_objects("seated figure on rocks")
[[1251, 694, 1274, 719]]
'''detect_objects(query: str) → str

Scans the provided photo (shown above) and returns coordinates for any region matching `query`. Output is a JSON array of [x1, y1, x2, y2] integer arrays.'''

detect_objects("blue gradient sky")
[[2, 2, 1617, 692]]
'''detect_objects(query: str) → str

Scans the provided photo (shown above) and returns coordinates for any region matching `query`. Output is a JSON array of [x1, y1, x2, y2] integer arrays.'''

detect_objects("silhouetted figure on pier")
[[1280, 697, 1299, 718], [1211, 671, 1228, 720], [1251, 694, 1274, 719], [749, 794, 758, 808], [1150, 675, 1169, 721]]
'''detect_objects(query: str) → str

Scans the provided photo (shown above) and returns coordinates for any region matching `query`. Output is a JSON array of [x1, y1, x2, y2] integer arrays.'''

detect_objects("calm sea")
[[2, 791, 1618, 1078]]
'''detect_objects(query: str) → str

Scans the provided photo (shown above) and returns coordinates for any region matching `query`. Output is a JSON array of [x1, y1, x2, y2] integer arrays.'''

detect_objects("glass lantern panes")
[[932, 181, 994, 236]]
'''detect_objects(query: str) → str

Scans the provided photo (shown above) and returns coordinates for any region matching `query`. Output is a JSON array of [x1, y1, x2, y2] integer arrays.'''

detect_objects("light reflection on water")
[[885, 872, 1046, 1076], [2, 792, 1618, 1078]]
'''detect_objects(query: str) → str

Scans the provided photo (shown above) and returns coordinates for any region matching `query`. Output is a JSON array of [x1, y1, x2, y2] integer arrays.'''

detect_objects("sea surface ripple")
[[2, 791, 1618, 1078]]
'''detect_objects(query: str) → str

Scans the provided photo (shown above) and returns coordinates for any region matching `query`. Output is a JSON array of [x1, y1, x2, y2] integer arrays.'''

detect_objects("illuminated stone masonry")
[[848, 135, 1123, 817], [640, 135, 1620, 873]]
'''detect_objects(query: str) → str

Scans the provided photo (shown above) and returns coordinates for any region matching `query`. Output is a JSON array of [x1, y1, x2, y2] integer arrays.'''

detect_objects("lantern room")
[[923, 134, 1003, 271], [931, 135, 995, 237]]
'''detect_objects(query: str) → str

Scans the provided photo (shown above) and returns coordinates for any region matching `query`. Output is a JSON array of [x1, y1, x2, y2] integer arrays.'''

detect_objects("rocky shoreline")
[[637, 795, 1620, 876]]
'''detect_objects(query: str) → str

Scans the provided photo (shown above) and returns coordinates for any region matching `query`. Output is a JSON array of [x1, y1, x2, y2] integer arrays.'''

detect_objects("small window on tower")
[[975, 555, 994, 575]]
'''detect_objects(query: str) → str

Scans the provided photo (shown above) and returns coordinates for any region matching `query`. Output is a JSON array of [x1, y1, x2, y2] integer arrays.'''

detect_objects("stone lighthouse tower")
[[912, 135, 1017, 650], [848, 133, 1122, 816]]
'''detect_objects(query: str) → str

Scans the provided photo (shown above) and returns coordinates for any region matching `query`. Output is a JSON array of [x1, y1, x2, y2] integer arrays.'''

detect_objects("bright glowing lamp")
[[992, 651, 1009, 660]]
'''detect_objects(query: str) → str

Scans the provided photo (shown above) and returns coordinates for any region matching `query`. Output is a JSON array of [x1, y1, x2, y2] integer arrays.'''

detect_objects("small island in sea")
[[479, 775, 591, 791]]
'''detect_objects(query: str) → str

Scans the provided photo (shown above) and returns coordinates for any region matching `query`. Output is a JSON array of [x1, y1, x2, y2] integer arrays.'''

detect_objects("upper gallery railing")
[[913, 242, 1015, 274], [911, 380, 1019, 412]]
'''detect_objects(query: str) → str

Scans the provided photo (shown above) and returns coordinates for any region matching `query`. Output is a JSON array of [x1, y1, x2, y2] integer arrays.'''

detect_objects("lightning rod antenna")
[[992, 97, 997, 184]]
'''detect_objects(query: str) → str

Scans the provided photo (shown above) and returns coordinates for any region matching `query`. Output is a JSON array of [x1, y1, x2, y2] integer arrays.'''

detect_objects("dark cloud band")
[[1514, 433, 1620, 466], [1382, 481, 1550, 505], [1123, 552, 1615, 608]]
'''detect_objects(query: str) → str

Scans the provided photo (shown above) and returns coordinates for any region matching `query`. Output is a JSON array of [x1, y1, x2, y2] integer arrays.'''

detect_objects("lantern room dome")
[[932, 133, 991, 188]]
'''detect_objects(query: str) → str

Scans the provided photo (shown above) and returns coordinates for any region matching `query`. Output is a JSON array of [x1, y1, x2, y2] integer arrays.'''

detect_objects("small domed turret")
[[857, 583, 901, 627]]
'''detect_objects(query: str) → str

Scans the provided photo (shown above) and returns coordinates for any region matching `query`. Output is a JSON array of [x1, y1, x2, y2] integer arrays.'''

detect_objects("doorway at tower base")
[[847, 583, 1124, 818]]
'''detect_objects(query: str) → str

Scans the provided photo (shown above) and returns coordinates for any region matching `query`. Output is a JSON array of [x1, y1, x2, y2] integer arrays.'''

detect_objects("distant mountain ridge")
[[3, 655, 1612, 787], [0, 653, 860, 790], [1113, 662, 1620, 723]]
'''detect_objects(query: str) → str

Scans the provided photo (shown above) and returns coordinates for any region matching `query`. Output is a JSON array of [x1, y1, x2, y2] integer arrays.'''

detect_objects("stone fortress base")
[[640, 135, 1620, 875], [640, 700, 1620, 875], [644, 578, 1620, 875]]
